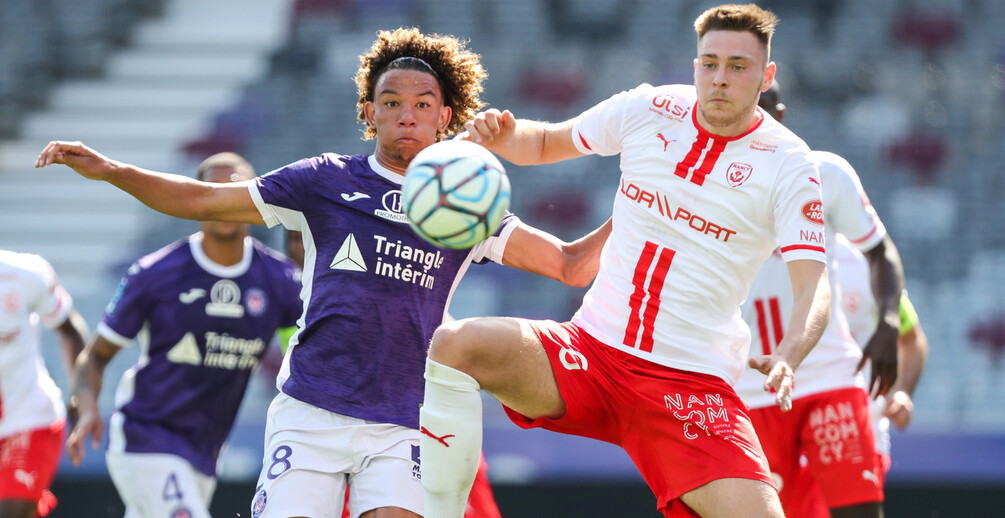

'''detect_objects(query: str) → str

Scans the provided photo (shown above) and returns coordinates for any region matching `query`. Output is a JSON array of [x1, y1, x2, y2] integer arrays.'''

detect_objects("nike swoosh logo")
[[179, 289, 206, 304], [341, 192, 370, 202]]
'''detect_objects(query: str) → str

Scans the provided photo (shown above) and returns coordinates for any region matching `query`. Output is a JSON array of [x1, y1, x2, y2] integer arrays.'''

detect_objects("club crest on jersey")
[[802, 200, 824, 225], [252, 489, 267, 518], [170, 506, 192, 518], [375, 190, 408, 224], [245, 288, 268, 316], [206, 279, 245, 318], [726, 162, 753, 188]]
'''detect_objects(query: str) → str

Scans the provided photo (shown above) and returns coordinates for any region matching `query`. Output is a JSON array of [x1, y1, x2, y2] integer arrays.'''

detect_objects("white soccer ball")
[[402, 139, 511, 249]]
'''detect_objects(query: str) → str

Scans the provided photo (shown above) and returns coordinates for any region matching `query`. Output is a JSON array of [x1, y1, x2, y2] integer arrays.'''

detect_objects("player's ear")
[[761, 62, 777, 93], [438, 106, 452, 133], [363, 101, 376, 127]]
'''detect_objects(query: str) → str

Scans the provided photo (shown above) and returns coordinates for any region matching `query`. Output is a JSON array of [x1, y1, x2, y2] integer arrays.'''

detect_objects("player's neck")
[[200, 234, 246, 266], [695, 108, 761, 138]]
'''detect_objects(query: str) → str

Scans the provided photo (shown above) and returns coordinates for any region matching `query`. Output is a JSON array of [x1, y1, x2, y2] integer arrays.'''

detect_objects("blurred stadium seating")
[[3, 0, 1005, 515]]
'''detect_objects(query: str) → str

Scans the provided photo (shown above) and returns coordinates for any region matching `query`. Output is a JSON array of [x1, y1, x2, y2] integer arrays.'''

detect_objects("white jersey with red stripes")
[[568, 83, 826, 385], [735, 150, 887, 408], [0, 250, 73, 438]]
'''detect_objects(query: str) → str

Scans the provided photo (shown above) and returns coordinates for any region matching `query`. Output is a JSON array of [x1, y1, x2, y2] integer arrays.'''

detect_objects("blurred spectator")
[[892, 7, 960, 56], [969, 314, 1005, 368]]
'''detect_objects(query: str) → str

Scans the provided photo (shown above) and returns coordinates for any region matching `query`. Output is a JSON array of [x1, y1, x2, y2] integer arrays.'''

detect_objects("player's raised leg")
[[679, 477, 784, 518], [421, 317, 564, 518]]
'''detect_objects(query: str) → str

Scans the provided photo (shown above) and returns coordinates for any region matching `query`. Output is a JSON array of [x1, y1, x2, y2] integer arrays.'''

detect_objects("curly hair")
[[355, 27, 487, 141]]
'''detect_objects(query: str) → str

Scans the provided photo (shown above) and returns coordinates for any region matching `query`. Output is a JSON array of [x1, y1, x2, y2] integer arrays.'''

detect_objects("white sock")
[[420, 358, 483, 518]]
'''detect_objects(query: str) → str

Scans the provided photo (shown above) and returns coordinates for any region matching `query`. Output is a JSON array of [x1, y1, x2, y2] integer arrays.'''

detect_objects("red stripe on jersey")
[[638, 248, 675, 352], [624, 242, 658, 348], [674, 133, 709, 180], [691, 137, 728, 186], [779, 244, 826, 254], [848, 225, 878, 245], [577, 132, 593, 151], [754, 299, 771, 356], [768, 297, 784, 346]]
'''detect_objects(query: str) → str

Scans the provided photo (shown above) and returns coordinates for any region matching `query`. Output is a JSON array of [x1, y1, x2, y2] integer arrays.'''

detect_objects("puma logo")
[[657, 133, 676, 152], [421, 426, 455, 447]]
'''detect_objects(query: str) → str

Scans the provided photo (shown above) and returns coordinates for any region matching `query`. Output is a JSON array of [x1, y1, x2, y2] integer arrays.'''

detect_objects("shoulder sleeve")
[[773, 150, 827, 263], [817, 152, 886, 250], [899, 292, 919, 335], [469, 212, 520, 264], [98, 262, 155, 347], [25, 255, 73, 329], [571, 84, 654, 156], [248, 157, 324, 229]]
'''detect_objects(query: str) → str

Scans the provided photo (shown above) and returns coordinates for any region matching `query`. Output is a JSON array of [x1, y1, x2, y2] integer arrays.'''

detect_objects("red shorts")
[[505, 321, 773, 517], [748, 387, 883, 514], [0, 420, 65, 511], [465, 452, 502, 518]]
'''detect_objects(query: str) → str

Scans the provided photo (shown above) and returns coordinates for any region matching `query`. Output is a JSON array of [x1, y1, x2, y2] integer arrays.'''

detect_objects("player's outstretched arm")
[[460, 109, 586, 166], [749, 259, 830, 411], [35, 140, 264, 224], [65, 335, 120, 466], [501, 218, 612, 287], [857, 234, 905, 397]]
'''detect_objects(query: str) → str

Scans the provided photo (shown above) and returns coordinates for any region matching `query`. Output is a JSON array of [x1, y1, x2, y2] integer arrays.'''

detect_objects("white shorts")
[[251, 392, 423, 518], [106, 450, 216, 518]]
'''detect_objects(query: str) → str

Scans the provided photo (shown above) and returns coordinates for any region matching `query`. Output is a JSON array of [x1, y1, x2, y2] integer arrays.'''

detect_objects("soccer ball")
[[402, 139, 511, 249]]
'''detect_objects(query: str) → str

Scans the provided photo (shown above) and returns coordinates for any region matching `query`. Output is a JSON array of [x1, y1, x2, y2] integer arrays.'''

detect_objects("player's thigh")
[[679, 477, 783, 518], [253, 468, 345, 518], [430, 317, 562, 419], [346, 428, 423, 518], [106, 451, 213, 518]]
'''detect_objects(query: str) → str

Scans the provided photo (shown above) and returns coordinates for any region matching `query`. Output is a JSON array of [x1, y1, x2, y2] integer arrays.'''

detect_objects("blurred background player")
[[733, 80, 906, 518], [37, 28, 609, 518], [835, 234, 929, 474], [63, 152, 303, 518], [0, 250, 88, 518], [420, 5, 833, 518]]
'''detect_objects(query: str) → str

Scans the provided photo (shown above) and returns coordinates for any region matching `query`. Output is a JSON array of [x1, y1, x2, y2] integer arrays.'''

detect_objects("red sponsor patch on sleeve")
[[801, 200, 824, 225]]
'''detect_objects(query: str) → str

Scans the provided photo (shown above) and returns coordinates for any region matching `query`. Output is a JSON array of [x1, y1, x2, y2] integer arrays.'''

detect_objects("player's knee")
[[428, 319, 476, 366], [428, 318, 498, 375]]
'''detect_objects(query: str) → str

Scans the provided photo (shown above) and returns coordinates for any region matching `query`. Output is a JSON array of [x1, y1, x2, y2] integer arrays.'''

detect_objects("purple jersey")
[[248, 154, 515, 429], [98, 234, 302, 476]]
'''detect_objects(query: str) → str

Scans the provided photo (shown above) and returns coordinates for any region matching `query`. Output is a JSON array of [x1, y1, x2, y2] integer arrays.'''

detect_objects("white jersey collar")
[[189, 233, 253, 278]]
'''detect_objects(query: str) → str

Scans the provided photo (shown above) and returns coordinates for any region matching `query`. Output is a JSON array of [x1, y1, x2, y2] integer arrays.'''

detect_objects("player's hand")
[[65, 394, 103, 466], [459, 109, 516, 148], [749, 355, 795, 412], [882, 390, 914, 429], [34, 140, 117, 180], [857, 320, 899, 398]]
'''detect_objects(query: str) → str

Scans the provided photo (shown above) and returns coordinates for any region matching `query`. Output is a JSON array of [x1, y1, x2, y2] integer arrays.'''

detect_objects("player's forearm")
[[866, 236, 905, 331], [57, 310, 89, 379], [775, 272, 830, 371], [891, 326, 928, 396], [101, 161, 230, 221]]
